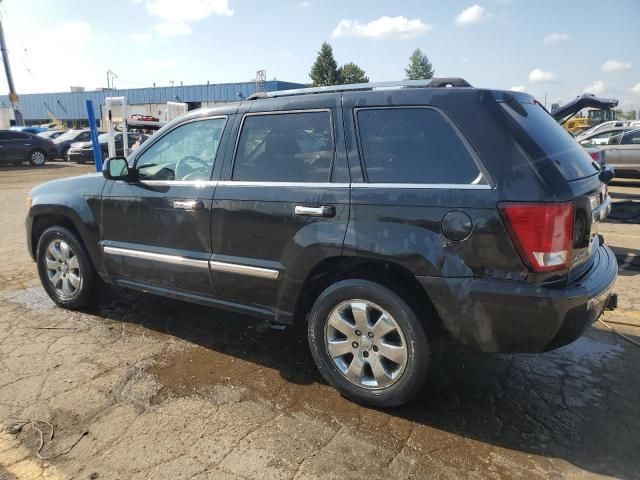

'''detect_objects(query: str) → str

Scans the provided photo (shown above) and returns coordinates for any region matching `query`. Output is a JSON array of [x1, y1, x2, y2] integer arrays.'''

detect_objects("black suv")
[[26, 79, 618, 407]]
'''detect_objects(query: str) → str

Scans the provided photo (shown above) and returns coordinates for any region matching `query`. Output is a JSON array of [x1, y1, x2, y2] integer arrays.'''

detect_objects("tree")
[[404, 48, 435, 80], [309, 42, 340, 87], [338, 62, 369, 84]]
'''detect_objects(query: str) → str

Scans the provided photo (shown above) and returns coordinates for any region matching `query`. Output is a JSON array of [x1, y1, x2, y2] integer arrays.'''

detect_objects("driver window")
[[136, 118, 226, 181]]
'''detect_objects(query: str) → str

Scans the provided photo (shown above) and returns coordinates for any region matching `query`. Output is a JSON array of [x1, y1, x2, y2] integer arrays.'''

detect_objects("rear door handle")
[[294, 205, 335, 217], [173, 200, 204, 210]]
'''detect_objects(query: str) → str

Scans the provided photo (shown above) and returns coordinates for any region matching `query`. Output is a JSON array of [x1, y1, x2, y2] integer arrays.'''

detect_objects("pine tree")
[[404, 49, 435, 80], [338, 63, 369, 84], [309, 42, 340, 86]]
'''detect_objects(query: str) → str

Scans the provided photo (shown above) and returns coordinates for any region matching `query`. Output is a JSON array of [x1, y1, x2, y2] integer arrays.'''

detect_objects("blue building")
[[0, 80, 304, 128]]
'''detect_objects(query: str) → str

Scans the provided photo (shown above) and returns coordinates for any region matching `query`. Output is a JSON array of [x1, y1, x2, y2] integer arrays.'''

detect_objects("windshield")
[[56, 130, 79, 141], [97, 132, 121, 143], [501, 101, 598, 180]]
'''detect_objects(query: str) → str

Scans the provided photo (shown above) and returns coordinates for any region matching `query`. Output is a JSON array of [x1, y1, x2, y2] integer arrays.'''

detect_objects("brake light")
[[499, 202, 574, 272]]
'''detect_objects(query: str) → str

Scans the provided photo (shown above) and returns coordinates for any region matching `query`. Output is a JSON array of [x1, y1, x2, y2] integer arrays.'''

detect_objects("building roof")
[[0, 80, 304, 121]]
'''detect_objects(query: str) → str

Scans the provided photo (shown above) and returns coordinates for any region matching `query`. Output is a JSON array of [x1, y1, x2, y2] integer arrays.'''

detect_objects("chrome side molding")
[[103, 246, 280, 280]]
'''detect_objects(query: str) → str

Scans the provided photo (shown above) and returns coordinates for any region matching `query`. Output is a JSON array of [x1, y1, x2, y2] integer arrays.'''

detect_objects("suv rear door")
[[211, 96, 350, 322]]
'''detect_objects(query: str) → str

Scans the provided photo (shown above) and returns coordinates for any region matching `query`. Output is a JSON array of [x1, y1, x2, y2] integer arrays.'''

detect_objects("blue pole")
[[85, 100, 102, 172]]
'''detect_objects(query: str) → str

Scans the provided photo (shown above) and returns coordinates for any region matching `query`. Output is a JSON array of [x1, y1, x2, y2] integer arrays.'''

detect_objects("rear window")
[[500, 101, 598, 180], [356, 108, 484, 185]]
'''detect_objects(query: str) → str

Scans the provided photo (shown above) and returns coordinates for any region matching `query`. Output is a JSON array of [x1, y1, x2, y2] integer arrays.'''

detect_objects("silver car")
[[579, 127, 640, 177]]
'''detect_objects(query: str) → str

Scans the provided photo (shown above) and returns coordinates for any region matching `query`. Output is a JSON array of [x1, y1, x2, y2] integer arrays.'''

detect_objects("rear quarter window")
[[356, 107, 485, 185], [500, 101, 598, 180]]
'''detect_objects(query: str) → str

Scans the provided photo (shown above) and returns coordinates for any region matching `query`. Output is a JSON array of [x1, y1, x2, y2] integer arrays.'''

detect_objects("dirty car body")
[[26, 79, 618, 407]]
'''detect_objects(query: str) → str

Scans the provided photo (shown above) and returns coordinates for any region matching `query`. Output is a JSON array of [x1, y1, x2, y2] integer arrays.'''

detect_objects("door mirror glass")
[[103, 157, 130, 180]]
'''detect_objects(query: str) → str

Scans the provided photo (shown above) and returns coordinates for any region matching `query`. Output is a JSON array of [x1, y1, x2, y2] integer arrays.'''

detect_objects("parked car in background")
[[37, 130, 65, 140], [580, 127, 640, 177], [0, 130, 56, 166], [66, 132, 149, 163], [26, 79, 617, 407], [52, 129, 95, 160], [576, 120, 640, 141]]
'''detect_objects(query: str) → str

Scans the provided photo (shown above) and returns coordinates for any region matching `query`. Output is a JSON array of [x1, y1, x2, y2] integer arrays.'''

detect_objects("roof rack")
[[246, 77, 472, 100]]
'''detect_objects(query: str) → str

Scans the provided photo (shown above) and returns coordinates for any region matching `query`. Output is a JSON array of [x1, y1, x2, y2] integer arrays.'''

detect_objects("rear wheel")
[[28, 149, 47, 166], [308, 279, 431, 407], [36, 226, 100, 309]]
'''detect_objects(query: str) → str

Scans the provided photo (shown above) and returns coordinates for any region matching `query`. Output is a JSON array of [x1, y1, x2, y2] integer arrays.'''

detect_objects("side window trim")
[[229, 108, 336, 183], [133, 115, 228, 184], [353, 105, 494, 189]]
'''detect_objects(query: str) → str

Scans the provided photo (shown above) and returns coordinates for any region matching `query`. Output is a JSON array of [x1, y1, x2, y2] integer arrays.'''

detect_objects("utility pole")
[[0, 12, 24, 125]]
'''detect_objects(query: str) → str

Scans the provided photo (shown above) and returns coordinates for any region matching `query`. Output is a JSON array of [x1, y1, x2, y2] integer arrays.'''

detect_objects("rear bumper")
[[417, 243, 618, 353]]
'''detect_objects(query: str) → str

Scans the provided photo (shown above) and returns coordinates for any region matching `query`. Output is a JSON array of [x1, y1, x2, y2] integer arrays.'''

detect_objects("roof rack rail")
[[246, 77, 472, 100]]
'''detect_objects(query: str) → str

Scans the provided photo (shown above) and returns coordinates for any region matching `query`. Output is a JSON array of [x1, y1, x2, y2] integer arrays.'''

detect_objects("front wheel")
[[36, 226, 100, 309], [308, 279, 431, 408], [28, 149, 47, 166]]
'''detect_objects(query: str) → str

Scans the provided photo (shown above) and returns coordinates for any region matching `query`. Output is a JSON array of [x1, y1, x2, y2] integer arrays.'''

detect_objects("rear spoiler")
[[550, 94, 618, 123]]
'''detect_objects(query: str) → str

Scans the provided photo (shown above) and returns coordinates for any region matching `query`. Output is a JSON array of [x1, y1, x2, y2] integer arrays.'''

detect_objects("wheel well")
[[293, 257, 446, 337], [31, 214, 82, 257]]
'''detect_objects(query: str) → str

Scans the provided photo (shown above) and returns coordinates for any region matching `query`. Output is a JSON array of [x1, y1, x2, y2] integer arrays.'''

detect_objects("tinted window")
[[0, 131, 27, 140], [622, 128, 640, 145], [136, 118, 226, 181], [76, 131, 91, 141], [501, 102, 598, 180], [233, 111, 333, 182], [356, 108, 482, 184]]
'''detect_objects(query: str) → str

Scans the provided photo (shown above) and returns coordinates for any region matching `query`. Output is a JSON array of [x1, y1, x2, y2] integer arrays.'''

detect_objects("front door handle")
[[173, 200, 204, 210], [294, 205, 335, 217]]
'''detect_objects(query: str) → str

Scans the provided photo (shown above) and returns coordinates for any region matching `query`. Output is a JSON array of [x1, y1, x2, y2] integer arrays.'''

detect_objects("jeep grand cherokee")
[[26, 78, 618, 407]]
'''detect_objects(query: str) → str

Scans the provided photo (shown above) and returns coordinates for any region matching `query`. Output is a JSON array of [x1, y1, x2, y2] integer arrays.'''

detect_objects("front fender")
[[27, 174, 106, 275]]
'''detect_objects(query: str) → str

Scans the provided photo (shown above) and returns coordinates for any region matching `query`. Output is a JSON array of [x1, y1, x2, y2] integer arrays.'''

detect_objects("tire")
[[61, 147, 70, 161], [307, 279, 430, 408], [28, 149, 47, 166], [36, 226, 100, 309]]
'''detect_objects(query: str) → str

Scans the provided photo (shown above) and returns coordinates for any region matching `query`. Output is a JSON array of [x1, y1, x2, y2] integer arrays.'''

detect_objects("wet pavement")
[[1, 164, 639, 479]]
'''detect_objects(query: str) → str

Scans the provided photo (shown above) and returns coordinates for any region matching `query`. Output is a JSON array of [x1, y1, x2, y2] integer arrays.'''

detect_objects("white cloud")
[[154, 22, 192, 36], [583, 80, 605, 94], [632, 83, 640, 94], [460, 58, 470, 64], [145, 0, 233, 22], [298, 0, 311, 6], [529, 68, 556, 83], [331, 16, 431, 39], [510, 85, 526, 92], [128, 32, 152, 45], [601, 59, 632, 73], [143, 58, 177, 70], [146, 0, 231, 37], [543, 32, 570, 44], [455, 5, 489, 26]]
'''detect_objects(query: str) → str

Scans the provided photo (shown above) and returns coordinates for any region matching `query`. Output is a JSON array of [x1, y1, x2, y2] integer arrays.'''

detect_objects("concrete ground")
[[1, 163, 639, 480]]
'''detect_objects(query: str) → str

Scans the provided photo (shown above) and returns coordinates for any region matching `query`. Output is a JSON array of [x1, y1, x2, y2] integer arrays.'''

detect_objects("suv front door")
[[100, 116, 229, 295], [211, 104, 350, 322]]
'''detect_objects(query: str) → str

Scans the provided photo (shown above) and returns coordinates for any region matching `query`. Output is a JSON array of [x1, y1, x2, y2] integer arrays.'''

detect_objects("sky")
[[1, 0, 639, 110]]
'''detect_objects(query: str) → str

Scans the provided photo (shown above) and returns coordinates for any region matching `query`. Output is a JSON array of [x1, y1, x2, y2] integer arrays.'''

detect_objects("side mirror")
[[103, 157, 133, 181]]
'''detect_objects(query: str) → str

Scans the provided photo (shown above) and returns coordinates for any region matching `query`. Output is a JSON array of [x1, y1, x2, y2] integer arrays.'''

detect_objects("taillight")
[[588, 151, 599, 162], [499, 202, 574, 272]]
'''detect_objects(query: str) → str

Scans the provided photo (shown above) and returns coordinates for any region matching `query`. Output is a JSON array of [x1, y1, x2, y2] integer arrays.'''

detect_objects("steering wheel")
[[175, 156, 209, 180]]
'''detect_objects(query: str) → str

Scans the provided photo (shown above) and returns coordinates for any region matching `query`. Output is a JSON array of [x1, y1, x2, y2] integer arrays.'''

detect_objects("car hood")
[[29, 172, 104, 200]]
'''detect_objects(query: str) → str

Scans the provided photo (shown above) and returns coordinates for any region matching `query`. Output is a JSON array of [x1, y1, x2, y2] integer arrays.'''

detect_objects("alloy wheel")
[[44, 239, 82, 299], [31, 151, 46, 165], [324, 299, 408, 389]]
